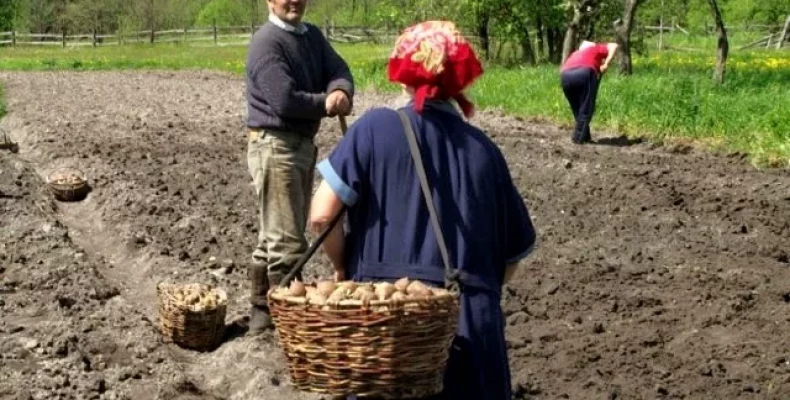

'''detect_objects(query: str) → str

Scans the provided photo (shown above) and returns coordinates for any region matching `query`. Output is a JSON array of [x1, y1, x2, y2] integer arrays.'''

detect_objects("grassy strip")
[[0, 43, 787, 166]]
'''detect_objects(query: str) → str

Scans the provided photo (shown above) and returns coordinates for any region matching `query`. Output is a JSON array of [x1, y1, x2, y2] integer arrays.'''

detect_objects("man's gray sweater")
[[245, 22, 354, 138]]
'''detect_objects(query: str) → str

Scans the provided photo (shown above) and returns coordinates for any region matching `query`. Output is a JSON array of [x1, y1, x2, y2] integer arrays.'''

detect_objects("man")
[[560, 40, 618, 144], [245, 0, 354, 335]]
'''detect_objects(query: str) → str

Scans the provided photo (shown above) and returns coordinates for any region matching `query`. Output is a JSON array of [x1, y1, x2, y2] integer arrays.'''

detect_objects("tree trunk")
[[520, 25, 536, 65], [477, 10, 491, 61], [706, 0, 729, 84], [613, 0, 642, 75], [536, 17, 545, 60], [562, 19, 580, 63], [548, 27, 563, 64], [562, 0, 598, 63]]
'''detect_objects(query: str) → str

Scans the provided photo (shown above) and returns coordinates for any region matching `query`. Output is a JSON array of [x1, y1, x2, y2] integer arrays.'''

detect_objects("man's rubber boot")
[[248, 304, 273, 335], [248, 263, 273, 335]]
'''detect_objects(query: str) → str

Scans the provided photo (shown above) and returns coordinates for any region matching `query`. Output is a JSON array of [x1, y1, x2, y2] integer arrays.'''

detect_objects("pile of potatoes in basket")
[[273, 278, 449, 306], [51, 172, 84, 185], [170, 283, 225, 311]]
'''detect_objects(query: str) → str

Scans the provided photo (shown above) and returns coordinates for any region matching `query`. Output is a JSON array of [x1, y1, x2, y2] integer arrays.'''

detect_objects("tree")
[[613, 0, 643, 75], [562, 0, 600, 63], [706, 0, 728, 84], [0, 0, 19, 31], [195, 0, 248, 27]]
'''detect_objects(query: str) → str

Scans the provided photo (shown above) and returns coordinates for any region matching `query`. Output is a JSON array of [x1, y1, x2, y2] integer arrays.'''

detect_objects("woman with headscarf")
[[308, 21, 538, 400], [560, 40, 619, 144]]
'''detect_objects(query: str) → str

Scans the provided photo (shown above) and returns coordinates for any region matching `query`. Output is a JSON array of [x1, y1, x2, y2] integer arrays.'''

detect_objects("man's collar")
[[268, 14, 308, 34]]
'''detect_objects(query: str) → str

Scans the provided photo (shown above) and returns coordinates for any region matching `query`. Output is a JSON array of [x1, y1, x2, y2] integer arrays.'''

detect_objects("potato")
[[350, 288, 364, 300], [394, 277, 410, 292], [375, 283, 397, 300], [327, 287, 346, 303], [357, 283, 375, 293], [307, 292, 327, 305], [185, 293, 200, 305], [390, 292, 407, 302], [406, 280, 431, 296], [359, 292, 377, 303], [203, 297, 216, 308], [316, 281, 336, 296], [289, 280, 307, 297], [338, 281, 358, 293]]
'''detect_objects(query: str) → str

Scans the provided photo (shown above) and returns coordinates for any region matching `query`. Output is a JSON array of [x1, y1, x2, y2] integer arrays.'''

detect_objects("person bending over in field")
[[560, 40, 618, 144], [309, 21, 538, 400]]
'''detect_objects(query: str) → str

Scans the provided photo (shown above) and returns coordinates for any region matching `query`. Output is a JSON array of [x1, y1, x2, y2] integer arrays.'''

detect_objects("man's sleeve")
[[250, 50, 327, 119], [316, 116, 373, 206]]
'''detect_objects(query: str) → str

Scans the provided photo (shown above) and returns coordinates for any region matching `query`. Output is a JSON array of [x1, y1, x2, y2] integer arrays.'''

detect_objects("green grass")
[[0, 42, 788, 166]]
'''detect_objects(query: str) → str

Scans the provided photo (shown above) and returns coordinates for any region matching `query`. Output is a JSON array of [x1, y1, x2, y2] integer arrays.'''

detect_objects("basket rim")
[[46, 167, 87, 185], [268, 288, 458, 309]]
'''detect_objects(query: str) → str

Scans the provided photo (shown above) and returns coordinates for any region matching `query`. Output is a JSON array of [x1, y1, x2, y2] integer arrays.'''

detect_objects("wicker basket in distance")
[[157, 282, 227, 351], [46, 167, 89, 202], [268, 278, 459, 399]]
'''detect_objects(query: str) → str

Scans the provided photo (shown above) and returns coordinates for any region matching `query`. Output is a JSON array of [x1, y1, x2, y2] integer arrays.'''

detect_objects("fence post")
[[213, 19, 217, 46], [62, 30, 66, 48], [93, 30, 97, 47], [778, 15, 790, 50], [11, 30, 15, 47], [324, 17, 330, 38], [183, 26, 188, 43], [150, 29, 155, 44]]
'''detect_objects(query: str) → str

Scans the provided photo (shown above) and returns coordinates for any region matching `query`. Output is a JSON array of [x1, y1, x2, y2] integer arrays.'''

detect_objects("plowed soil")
[[1, 70, 789, 400]]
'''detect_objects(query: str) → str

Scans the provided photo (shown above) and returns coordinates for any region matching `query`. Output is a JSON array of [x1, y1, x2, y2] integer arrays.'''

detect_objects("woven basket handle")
[[396, 110, 461, 293], [280, 116, 349, 288]]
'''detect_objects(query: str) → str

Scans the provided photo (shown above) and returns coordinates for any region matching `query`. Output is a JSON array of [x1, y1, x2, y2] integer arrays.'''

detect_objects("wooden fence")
[[0, 24, 399, 48], [739, 16, 790, 50], [0, 18, 787, 51]]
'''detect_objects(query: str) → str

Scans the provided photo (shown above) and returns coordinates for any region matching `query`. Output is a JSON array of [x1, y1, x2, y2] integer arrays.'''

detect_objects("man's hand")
[[600, 62, 609, 74], [326, 90, 351, 117]]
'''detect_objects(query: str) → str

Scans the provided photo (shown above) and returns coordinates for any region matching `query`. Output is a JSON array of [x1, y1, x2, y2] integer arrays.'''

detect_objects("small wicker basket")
[[46, 167, 89, 202], [157, 282, 227, 351], [268, 287, 459, 399]]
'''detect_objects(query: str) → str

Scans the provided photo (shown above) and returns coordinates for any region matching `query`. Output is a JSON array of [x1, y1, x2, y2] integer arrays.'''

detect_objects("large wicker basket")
[[268, 287, 459, 399], [157, 283, 227, 351], [46, 167, 90, 202]]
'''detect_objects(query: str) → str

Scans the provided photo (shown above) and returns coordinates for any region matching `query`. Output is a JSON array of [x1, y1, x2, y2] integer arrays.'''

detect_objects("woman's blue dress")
[[317, 103, 537, 400]]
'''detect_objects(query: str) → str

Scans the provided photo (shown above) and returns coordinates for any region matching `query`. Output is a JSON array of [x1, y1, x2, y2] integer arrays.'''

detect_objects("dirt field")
[[1, 70, 789, 400]]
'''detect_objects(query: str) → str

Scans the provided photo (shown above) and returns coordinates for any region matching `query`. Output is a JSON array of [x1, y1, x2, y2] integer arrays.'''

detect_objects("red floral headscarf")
[[387, 21, 484, 118]]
